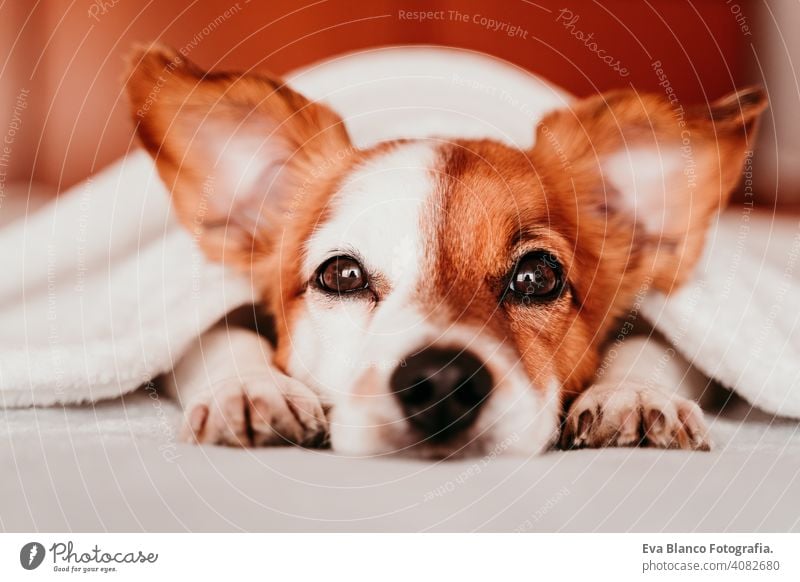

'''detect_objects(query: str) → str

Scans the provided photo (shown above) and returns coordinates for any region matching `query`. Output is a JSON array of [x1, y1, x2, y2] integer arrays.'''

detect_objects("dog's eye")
[[508, 251, 563, 300], [317, 255, 369, 294]]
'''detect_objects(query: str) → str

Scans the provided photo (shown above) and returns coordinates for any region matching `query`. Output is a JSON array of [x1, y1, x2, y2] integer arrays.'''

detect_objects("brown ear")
[[532, 86, 767, 291], [126, 44, 352, 268]]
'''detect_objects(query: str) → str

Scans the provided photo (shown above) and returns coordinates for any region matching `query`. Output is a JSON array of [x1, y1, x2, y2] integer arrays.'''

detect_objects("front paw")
[[560, 383, 711, 451], [179, 374, 327, 448]]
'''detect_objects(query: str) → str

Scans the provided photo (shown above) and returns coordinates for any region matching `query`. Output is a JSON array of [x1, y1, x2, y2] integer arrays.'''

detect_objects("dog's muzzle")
[[389, 346, 493, 442]]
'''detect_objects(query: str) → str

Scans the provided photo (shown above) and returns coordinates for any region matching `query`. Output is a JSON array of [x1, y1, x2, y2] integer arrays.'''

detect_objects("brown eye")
[[509, 252, 563, 300], [317, 255, 369, 294]]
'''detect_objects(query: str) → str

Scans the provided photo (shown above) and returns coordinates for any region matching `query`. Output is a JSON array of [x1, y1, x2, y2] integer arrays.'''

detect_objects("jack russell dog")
[[126, 45, 766, 458]]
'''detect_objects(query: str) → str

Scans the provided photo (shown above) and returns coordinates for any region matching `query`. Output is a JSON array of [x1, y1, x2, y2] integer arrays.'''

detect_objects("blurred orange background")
[[1, 0, 790, 203]]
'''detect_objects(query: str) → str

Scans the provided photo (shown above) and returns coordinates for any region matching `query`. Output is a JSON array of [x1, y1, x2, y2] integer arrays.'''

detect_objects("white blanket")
[[642, 211, 800, 417], [1, 47, 798, 417], [0, 151, 257, 407]]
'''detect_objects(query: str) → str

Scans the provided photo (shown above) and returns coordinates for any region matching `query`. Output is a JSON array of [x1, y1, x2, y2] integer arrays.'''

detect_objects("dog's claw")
[[180, 377, 328, 448], [561, 383, 711, 451], [576, 409, 594, 441]]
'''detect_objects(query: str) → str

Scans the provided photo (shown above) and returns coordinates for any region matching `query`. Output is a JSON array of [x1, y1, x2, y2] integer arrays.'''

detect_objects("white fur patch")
[[302, 142, 436, 284], [286, 140, 560, 456], [602, 146, 685, 233], [289, 142, 438, 403]]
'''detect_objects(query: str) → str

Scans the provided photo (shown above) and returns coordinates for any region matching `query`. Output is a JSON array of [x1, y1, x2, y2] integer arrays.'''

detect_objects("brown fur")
[[392, 89, 764, 404], [127, 44, 352, 271], [529, 87, 766, 399], [127, 45, 766, 424]]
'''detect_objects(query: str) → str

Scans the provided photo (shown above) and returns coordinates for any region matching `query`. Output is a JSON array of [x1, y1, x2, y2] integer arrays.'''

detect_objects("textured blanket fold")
[[641, 211, 800, 418], [0, 152, 256, 406], [1, 46, 797, 417]]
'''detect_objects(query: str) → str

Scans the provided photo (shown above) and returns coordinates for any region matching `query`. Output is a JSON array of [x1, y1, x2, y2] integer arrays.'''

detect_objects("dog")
[[126, 45, 766, 458]]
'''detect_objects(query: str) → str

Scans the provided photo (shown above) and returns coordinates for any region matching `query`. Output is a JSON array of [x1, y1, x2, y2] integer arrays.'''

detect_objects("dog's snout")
[[390, 347, 493, 441]]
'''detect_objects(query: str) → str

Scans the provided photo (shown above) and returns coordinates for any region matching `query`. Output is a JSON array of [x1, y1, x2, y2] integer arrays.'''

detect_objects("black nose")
[[390, 347, 493, 441]]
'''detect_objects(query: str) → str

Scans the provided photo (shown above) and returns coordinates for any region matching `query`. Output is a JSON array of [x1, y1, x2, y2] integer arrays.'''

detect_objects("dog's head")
[[128, 46, 765, 457]]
